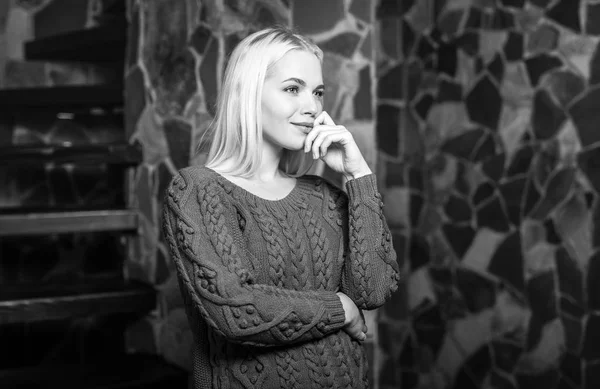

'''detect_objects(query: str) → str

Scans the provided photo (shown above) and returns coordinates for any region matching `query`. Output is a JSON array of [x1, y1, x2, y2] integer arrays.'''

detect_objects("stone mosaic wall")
[[376, 0, 600, 388], [124, 0, 386, 382]]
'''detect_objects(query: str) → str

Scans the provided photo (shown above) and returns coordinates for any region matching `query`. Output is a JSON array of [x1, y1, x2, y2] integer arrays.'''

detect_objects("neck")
[[253, 143, 284, 182]]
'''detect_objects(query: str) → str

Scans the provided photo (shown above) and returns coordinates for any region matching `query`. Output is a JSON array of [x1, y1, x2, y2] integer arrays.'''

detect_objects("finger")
[[314, 111, 336, 126], [304, 125, 333, 153], [311, 129, 348, 158]]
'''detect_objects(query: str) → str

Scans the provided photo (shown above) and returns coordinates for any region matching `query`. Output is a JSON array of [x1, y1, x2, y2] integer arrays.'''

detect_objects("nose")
[[302, 92, 320, 118]]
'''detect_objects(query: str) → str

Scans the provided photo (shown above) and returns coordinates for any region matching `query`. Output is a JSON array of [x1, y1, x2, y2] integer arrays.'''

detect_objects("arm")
[[163, 172, 346, 348], [340, 174, 401, 310]]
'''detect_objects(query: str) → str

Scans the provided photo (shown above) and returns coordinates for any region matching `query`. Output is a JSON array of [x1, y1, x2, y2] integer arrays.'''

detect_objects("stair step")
[[0, 353, 188, 389], [24, 20, 126, 62], [0, 210, 138, 236], [0, 85, 123, 110], [0, 143, 142, 166], [0, 279, 155, 324]]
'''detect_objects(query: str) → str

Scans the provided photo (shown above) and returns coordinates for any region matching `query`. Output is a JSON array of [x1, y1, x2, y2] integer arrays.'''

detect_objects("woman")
[[163, 26, 400, 389]]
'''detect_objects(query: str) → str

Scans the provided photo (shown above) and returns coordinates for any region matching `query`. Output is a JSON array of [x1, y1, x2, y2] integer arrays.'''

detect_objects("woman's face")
[[261, 49, 324, 153]]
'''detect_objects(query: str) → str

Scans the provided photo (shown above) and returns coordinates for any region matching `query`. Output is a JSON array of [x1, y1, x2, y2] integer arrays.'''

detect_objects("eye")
[[284, 85, 299, 94], [314, 89, 324, 98]]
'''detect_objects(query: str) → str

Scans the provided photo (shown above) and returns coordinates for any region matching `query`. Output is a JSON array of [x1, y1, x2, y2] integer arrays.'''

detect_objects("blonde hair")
[[202, 26, 323, 177]]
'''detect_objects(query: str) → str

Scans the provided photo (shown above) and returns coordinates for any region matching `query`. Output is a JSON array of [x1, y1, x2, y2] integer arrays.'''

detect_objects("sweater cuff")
[[345, 173, 378, 201], [322, 293, 346, 328]]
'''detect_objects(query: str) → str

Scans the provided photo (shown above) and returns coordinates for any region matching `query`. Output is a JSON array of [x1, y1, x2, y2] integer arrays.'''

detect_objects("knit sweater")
[[162, 165, 400, 389]]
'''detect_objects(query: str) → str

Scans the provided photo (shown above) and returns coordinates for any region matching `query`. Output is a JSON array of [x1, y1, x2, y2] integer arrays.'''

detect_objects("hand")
[[304, 111, 372, 180], [337, 292, 368, 342]]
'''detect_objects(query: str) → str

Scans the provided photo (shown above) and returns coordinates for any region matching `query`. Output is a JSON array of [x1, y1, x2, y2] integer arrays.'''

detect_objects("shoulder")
[[165, 165, 233, 210]]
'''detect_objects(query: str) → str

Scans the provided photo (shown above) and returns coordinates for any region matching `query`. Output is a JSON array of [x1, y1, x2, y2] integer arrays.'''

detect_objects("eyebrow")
[[282, 77, 325, 90]]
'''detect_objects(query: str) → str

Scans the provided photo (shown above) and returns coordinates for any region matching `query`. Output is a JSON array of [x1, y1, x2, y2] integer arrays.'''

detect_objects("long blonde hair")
[[202, 26, 323, 177]]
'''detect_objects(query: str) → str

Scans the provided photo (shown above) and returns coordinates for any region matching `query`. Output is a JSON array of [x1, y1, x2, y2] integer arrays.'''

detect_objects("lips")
[[291, 122, 313, 134]]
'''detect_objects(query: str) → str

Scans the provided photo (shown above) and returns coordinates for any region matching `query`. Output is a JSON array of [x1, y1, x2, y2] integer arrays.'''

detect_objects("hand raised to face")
[[304, 111, 372, 180]]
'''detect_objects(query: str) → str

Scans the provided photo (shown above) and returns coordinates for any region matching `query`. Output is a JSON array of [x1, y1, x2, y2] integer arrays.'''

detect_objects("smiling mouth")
[[291, 122, 313, 133]]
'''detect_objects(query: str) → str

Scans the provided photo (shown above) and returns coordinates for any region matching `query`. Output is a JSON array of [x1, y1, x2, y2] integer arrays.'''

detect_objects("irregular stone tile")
[[582, 313, 600, 360], [477, 195, 511, 232], [527, 24, 559, 55], [527, 271, 558, 324], [382, 186, 410, 228], [409, 267, 437, 311], [441, 128, 487, 161], [587, 251, 600, 311], [529, 167, 576, 220], [443, 224, 477, 260], [473, 182, 496, 206], [546, 0, 581, 33], [350, 0, 371, 22], [559, 33, 596, 78], [402, 19, 416, 57], [437, 8, 465, 38], [515, 5, 545, 31], [376, 0, 412, 18], [498, 177, 527, 225], [518, 319, 564, 375], [491, 339, 524, 373], [501, 63, 533, 107], [437, 79, 462, 102], [507, 144, 536, 177], [125, 66, 146, 139], [487, 53, 504, 84], [454, 31, 479, 57], [481, 153, 506, 183], [531, 89, 567, 140], [561, 313, 583, 354], [492, 9, 515, 30], [492, 289, 531, 343], [554, 192, 592, 271], [292, 0, 343, 34], [455, 267, 498, 313], [354, 66, 372, 120], [545, 70, 585, 109], [376, 105, 399, 157], [413, 93, 434, 121], [436, 310, 494, 383], [454, 345, 491, 388], [199, 37, 219, 116], [405, 0, 434, 32], [405, 60, 423, 102], [524, 242, 556, 280], [378, 63, 402, 99], [576, 146, 600, 195], [320, 32, 362, 58], [544, 219, 561, 244], [570, 86, 600, 147], [524, 53, 563, 86], [520, 219, 546, 254], [445, 194, 472, 223], [532, 140, 560, 187], [503, 31, 524, 62], [480, 31, 507, 63], [126, 1, 140, 70], [587, 3, 600, 36], [585, 361, 600, 388], [464, 6, 482, 29], [560, 352, 582, 387], [462, 227, 506, 271], [414, 303, 446, 356], [466, 74, 502, 130], [416, 34, 435, 59], [163, 118, 192, 170], [554, 247, 584, 308], [489, 231, 525, 293], [426, 102, 470, 141], [500, 0, 525, 8], [190, 25, 211, 56], [131, 104, 169, 165], [410, 193, 425, 228], [437, 42, 458, 77], [134, 165, 155, 228]]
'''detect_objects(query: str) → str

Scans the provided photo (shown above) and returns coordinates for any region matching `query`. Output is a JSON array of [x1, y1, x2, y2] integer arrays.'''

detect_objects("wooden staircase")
[[0, 1, 188, 387]]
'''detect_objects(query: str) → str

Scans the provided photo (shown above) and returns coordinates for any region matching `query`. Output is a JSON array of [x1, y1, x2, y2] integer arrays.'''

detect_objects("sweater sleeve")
[[340, 174, 401, 310], [163, 171, 346, 348]]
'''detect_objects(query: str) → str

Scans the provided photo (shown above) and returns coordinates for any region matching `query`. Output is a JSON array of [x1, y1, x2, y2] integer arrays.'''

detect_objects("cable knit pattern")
[[163, 166, 399, 388]]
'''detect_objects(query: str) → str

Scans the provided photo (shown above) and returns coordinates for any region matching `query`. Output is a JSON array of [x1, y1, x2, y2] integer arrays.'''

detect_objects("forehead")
[[267, 50, 323, 83]]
